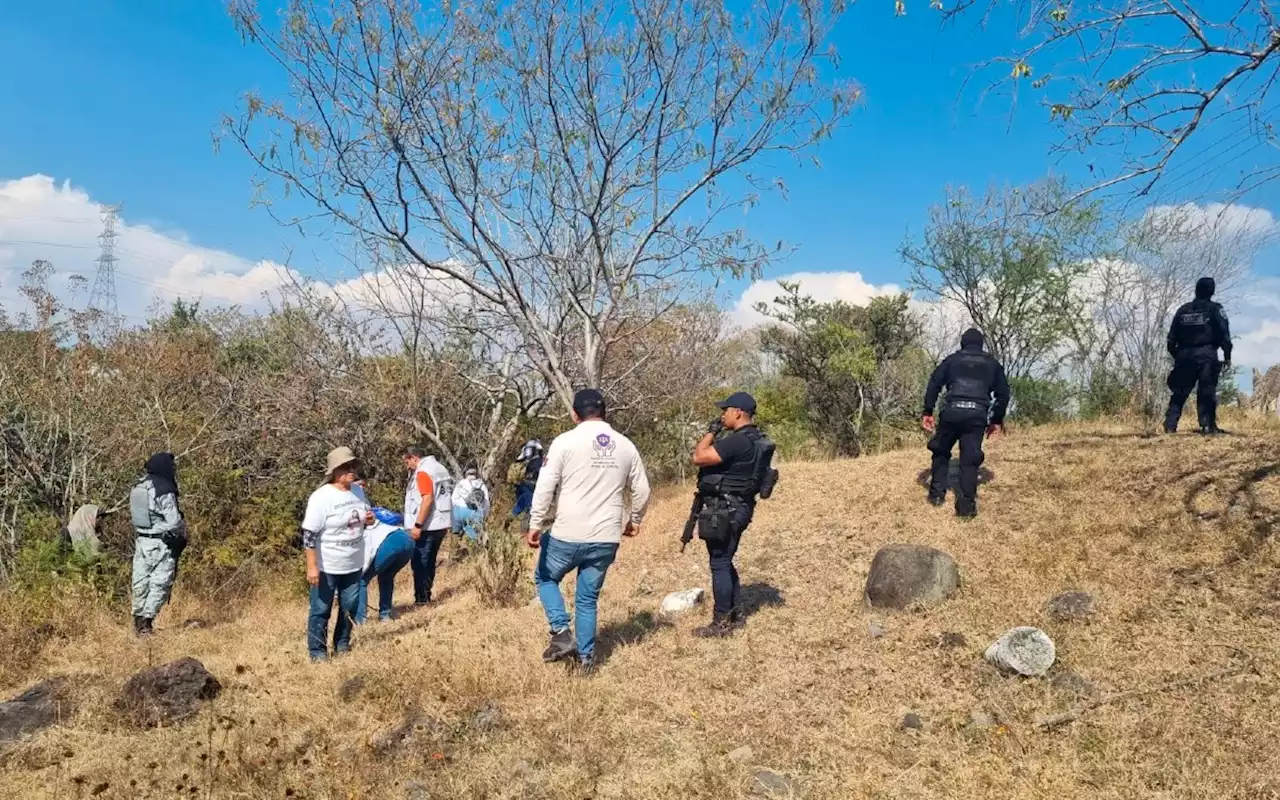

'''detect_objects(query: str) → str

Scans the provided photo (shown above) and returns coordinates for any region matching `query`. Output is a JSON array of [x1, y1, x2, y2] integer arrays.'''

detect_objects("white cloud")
[[1231, 276, 1280, 373], [729, 270, 905, 329], [0, 174, 294, 322]]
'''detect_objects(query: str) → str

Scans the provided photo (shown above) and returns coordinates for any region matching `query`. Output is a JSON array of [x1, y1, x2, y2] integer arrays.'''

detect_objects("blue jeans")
[[451, 506, 485, 541], [534, 535, 619, 660], [356, 531, 414, 623], [512, 483, 534, 517], [308, 570, 361, 660]]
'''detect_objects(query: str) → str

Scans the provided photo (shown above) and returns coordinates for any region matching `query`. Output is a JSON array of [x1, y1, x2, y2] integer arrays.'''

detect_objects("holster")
[[696, 495, 749, 546]]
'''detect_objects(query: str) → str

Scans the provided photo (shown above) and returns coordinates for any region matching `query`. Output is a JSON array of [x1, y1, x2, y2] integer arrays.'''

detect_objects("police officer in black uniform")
[[689, 391, 776, 638], [922, 328, 1010, 518], [1164, 277, 1232, 435]]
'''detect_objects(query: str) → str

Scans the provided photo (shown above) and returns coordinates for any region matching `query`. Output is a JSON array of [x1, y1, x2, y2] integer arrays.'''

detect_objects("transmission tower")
[[88, 203, 122, 336]]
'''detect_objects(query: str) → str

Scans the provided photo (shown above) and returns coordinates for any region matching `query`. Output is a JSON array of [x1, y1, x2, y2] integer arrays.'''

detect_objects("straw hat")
[[324, 447, 360, 481]]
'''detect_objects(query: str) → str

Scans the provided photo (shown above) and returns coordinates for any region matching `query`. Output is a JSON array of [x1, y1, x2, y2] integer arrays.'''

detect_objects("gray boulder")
[[1045, 591, 1095, 622], [984, 627, 1056, 677], [0, 678, 71, 749], [864, 544, 960, 610], [118, 658, 221, 727]]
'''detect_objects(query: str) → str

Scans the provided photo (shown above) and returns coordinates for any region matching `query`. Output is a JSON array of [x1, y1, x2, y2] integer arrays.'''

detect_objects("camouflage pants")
[[132, 536, 176, 619]]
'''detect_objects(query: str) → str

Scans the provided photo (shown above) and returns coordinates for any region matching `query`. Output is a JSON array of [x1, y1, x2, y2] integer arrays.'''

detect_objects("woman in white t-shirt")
[[301, 447, 373, 662]]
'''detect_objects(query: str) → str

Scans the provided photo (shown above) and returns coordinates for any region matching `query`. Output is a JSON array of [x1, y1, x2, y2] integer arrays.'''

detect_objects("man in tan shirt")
[[527, 388, 651, 672]]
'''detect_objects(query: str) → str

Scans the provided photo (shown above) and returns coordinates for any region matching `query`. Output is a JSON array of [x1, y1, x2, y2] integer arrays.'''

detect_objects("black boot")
[[541, 628, 575, 662], [927, 493, 945, 507], [955, 501, 977, 519], [133, 616, 153, 637], [693, 613, 735, 639]]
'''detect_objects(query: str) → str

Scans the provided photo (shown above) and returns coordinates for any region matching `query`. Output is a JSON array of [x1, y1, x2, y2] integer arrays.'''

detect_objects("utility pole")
[[88, 203, 122, 338]]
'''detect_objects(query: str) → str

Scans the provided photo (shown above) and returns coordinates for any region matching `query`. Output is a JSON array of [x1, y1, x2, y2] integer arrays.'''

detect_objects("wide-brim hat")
[[324, 446, 360, 481]]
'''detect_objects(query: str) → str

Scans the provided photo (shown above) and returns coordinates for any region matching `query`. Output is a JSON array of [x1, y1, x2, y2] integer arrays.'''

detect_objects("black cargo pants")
[[927, 405, 988, 515], [1164, 347, 1221, 432]]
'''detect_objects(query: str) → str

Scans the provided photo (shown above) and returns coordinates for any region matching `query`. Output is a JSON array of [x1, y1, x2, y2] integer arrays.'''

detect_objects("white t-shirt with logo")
[[302, 484, 368, 575]]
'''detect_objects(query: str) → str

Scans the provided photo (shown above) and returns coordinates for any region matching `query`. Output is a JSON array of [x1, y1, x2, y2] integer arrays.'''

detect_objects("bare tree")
[[222, 0, 855, 412], [955, 1, 1280, 202], [1079, 202, 1272, 416]]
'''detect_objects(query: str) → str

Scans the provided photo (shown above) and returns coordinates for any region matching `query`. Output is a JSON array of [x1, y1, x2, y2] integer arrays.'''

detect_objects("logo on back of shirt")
[[593, 433, 616, 455]]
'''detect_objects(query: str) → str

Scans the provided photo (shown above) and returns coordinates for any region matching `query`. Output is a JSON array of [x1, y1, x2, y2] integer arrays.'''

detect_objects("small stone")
[[968, 709, 997, 730], [405, 779, 429, 800], [984, 627, 1056, 677], [751, 770, 799, 798], [1050, 670, 1097, 698], [727, 745, 754, 763], [901, 713, 923, 730], [868, 621, 887, 639], [471, 704, 503, 732], [937, 632, 967, 649], [660, 588, 705, 615], [1045, 591, 1095, 622]]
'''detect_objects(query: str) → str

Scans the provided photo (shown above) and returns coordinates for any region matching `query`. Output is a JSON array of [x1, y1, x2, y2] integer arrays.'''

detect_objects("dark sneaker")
[[927, 494, 945, 507], [134, 616, 154, 637], [577, 656, 598, 676], [542, 628, 576, 663], [1200, 425, 1223, 436], [955, 505, 978, 519], [693, 616, 735, 639]]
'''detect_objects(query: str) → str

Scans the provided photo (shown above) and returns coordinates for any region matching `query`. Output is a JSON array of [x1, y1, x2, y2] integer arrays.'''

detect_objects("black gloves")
[[707, 419, 725, 436]]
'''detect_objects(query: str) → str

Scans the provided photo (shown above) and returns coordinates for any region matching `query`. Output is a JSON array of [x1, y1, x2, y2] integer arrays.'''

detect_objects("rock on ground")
[[901, 712, 924, 730], [751, 770, 800, 799], [0, 678, 72, 749], [470, 703, 503, 732], [727, 745, 754, 763], [660, 588, 705, 615], [968, 709, 997, 730], [117, 658, 222, 727], [864, 544, 960, 610], [984, 627, 1056, 677], [1045, 591, 1095, 622]]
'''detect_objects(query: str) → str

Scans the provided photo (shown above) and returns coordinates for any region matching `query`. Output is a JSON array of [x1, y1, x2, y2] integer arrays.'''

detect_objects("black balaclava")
[[960, 328, 985, 351], [1195, 277, 1216, 300], [144, 452, 178, 499]]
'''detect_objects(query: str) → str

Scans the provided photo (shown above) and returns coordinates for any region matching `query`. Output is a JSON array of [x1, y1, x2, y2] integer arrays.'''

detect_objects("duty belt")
[[949, 400, 986, 411]]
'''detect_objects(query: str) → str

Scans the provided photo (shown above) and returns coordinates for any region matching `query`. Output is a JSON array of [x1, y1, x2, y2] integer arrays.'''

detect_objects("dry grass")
[[3, 418, 1280, 799]]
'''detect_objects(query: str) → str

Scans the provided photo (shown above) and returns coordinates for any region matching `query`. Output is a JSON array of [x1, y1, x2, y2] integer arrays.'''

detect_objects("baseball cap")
[[716, 391, 757, 415], [572, 388, 606, 417]]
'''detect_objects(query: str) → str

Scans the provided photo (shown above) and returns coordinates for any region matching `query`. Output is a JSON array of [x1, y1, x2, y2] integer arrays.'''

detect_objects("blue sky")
[[0, 1, 1276, 367]]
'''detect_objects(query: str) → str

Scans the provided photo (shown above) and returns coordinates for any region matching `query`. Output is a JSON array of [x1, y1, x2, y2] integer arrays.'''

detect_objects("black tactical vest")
[[944, 350, 996, 410], [1173, 301, 1216, 350], [698, 427, 776, 500]]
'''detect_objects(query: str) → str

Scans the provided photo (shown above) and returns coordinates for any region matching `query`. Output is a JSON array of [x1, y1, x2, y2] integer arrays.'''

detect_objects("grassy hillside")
[[2, 420, 1279, 799]]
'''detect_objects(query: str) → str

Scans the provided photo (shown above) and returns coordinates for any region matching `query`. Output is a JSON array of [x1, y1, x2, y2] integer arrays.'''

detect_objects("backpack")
[[466, 485, 486, 511], [505, 461, 525, 485]]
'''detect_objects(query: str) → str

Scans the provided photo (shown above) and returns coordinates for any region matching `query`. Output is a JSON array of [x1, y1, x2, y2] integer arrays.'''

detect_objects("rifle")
[[679, 491, 704, 553]]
